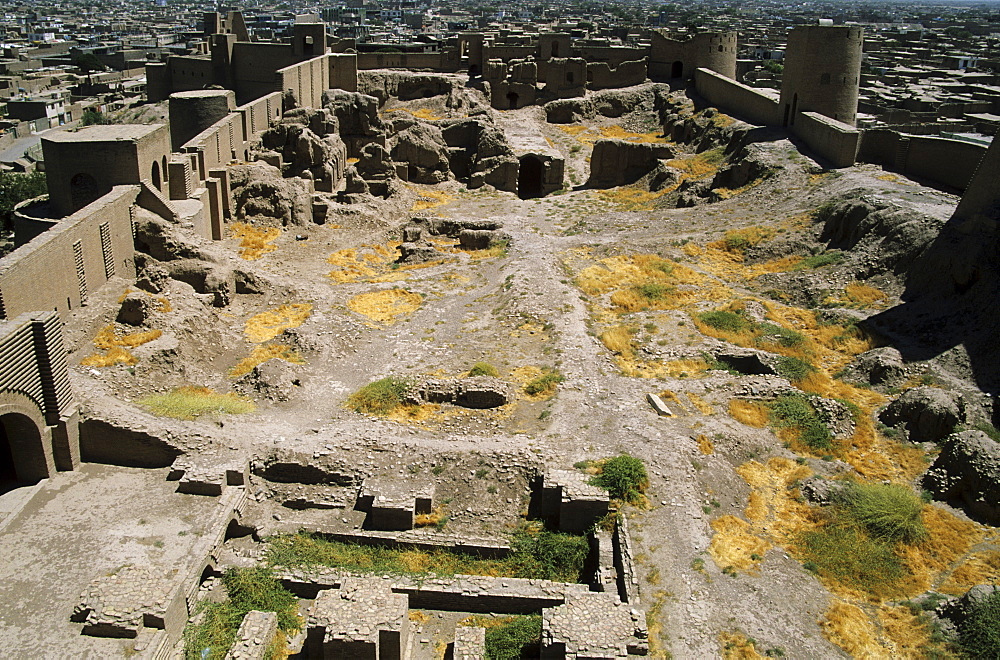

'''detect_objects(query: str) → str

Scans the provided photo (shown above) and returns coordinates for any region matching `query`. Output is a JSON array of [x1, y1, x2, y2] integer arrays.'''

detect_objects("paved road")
[[0, 121, 79, 163]]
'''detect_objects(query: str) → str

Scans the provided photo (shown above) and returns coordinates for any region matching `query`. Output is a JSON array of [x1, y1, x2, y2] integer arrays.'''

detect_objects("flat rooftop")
[[42, 123, 165, 143]]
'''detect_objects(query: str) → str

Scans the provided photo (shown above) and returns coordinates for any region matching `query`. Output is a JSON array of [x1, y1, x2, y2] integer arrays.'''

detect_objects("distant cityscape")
[[1, 0, 999, 172]]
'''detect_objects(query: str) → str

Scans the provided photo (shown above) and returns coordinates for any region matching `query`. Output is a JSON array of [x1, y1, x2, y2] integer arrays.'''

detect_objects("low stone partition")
[[542, 591, 648, 657], [453, 626, 486, 659], [357, 477, 435, 530], [71, 565, 188, 640], [169, 453, 249, 496], [613, 514, 640, 604], [539, 469, 610, 533], [307, 577, 410, 659], [294, 527, 511, 559], [225, 610, 279, 660]]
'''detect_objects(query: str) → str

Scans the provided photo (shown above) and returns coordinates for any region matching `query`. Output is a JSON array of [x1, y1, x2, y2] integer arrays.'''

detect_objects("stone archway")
[[518, 155, 544, 199], [0, 411, 49, 491], [671, 60, 683, 78]]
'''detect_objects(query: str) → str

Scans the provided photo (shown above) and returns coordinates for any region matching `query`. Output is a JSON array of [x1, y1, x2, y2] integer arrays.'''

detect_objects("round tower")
[[168, 89, 235, 151], [779, 25, 863, 126]]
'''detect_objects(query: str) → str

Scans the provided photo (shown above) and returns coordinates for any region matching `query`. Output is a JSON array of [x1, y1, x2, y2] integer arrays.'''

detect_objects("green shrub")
[[769, 393, 832, 450], [183, 567, 300, 660], [80, 109, 111, 126], [795, 250, 844, 270], [347, 376, 412, 415], [524, 370, 564, 396], [0, 170, 47, 231], [972, 422, 1000, 442], [775, 356, 816, 382], [960, 590, 1000, 659], [468, 362, 499, 377], [591, 454, 648, 504], [836, 482, 927, 544], [461, 615, 542, 660], [698, 310, 751, 334]]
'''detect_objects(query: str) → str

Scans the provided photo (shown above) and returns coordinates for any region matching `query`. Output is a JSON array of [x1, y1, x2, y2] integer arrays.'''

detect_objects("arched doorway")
[[151, 160, 161, 190], [0, 412, 48, 493], [671, 60, 683, 78], [518, 155, 544, 199], [506, 92, 519, 109]]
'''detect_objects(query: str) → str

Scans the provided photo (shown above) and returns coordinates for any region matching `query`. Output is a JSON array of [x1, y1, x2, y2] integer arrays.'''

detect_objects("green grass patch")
[[769, 393, 832, 450], [836, 482, 927, 544], [468, 362, 500, 377], [775, 356, 816, 382], [460, 614, 542, 660], [524, 370, 565, 396], [972, 421, 1000, 442], [347, 376, 412, 415], [794, 250, 844, 270], [183, 567, 300, 660], [635, 283, 675, 301], [755, 322, 805, 348], [797, 524, 906, 599], [139, 386, 255, 420], [590, 454, 648, 505], [698, 310, 751, 334], [266, 522, 588, 583], [960, 589, 1000, 659]]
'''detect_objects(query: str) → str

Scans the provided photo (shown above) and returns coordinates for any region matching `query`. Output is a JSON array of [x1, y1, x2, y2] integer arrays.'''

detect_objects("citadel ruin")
[[1, 9, 999, 660]]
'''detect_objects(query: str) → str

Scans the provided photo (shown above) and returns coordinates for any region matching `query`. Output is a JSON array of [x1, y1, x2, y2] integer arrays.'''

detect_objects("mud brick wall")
[[2, 186, 138, 319]]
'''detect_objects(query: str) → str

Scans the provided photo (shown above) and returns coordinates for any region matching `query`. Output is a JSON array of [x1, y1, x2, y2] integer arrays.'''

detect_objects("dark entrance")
[[506, 92, 519, 109], [0, 413, 46, 494], [671, 60, 683, 78], [518, 155, 544, 199]]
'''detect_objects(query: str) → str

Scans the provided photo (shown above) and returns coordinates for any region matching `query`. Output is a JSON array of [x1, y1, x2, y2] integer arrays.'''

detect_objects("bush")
[[960, 590, 1000, 659], [769, 393, 832, 450], [468, 362, 499, 377], [524, 370, 564, 396], [836, 482, 927, 544], [698, 310, 751, 334], [591, 454, 648, 504], [0, 171, 47, 231], [183, 567, 300, 660], [755, 322, 805, 347], [347, 376, 411, 415], [484, 615, 542, 660], [80, 109, 111, 126], [795, 250, 844, 270]]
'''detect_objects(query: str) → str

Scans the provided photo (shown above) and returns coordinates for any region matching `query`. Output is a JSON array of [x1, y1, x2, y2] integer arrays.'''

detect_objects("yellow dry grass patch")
[[822, 602, 940, 659], [659, 358, 711, 378], [229, 343, 305, 378], [736, 458, 817, 548], [707, 226, 775, 253], [940, 548, 1000, 594], [82, 325, 163, 366], [510, 365, 544, 384], [728, 399, 769, 427], [897, 505, 986, 595], [687, 392, 713, 415], [410, 187, 453, 211], [719, 631, 764, 660], [599, 125, 668, 143], [244, 304, 312, 343], [81, 346, 139, 367], [665, 148, 726, 180], [348, 289, 422, 326], [510, 321, 548, 339], [821, 601, 886, 658], [576, 254, 705, 305], [599, 325, 637, 358], [708, 515, 771, 572], [229, 222, 281, 260], [658, 389, 686, 412], [595, 185, 675, 211], [408, 610, 431, 625], [696, 433, 715, 454], [389, 403, 442, 424], [388, 107, 442, 121], [699, 246, 803, 281], [824, 282, 891, 309], [414, 505, 447, 526]]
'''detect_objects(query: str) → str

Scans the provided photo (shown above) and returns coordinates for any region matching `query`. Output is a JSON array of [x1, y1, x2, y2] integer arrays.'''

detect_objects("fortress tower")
[[779, 25, 863, 127], [649, 31, 737, 81]]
